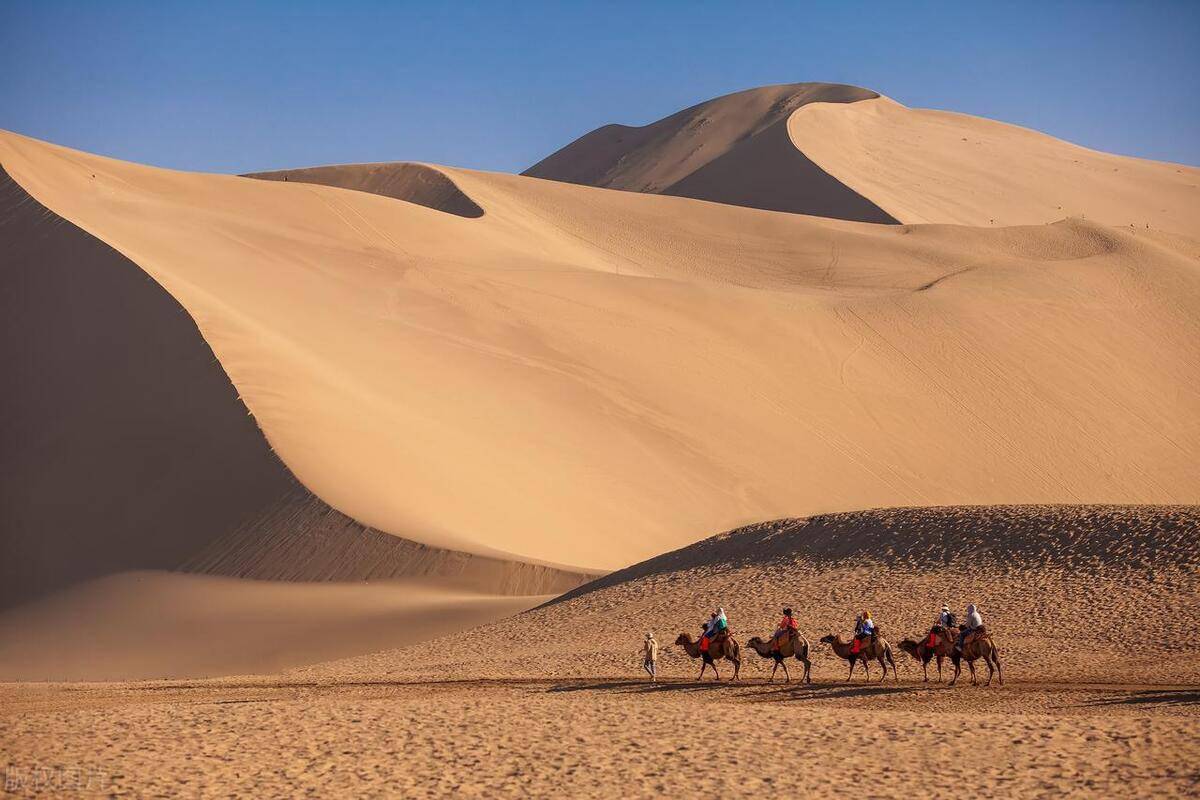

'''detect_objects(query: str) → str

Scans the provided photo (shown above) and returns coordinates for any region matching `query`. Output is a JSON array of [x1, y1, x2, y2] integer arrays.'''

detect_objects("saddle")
[[961, 626, 988, 650], [706, 631, 731, 658]]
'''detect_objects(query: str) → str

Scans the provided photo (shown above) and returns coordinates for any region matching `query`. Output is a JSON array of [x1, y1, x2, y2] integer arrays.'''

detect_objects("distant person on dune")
[[956, 604, 985, 653], [642, 632, 658, 681]]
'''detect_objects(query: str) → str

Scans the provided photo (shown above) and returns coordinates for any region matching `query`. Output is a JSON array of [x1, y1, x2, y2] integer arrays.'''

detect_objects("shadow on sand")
[[1075, 689, 1200, 709], [546, 679, 924, 702]]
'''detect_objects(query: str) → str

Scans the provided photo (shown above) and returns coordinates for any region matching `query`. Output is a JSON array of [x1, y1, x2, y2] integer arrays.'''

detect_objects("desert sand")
[[2, 507, 1197, 797], [1, 80, 1197, 797]]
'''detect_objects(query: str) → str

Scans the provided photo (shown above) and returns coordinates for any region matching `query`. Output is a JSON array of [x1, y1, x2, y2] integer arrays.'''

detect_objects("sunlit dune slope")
[[789, 96, 1200, 236], [523, 82, 893, 221], [2, 130, 1198, 574], [0, 158, 591, 609], [525, 84, 1199, 235], [312, 505, 1200, 685]]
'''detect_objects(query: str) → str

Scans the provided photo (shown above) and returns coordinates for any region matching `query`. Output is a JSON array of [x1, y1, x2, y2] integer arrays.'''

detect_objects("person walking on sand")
[[642, 631, 659, 681]]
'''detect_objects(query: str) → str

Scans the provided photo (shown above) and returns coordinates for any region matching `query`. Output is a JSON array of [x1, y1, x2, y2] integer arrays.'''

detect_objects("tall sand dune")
[[523, 82, 895, 221], [0, 150, 593, 680], [2, 129, 1198, 576], [526, 84, 1200, 234]]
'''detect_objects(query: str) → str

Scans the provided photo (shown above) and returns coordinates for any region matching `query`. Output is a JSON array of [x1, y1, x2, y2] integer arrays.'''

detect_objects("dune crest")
[[246, 162, 484, 218]]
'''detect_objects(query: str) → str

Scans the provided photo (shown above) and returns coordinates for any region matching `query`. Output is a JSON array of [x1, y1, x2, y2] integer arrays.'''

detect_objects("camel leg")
[[769, 662, 777, 683], [732, 657, 740, 681], [698, 660, 707, 681], [887, 649, 898, 682], [712, 661, 721, 682], [862, 659, 870, 682], [846, 658, 855, 682], [922, 658, 929, 683], [781, 660, 790, 684], [950, 659, 961, 687], [968, 659, 977, 686], [993, 649, 1003, 686], [876, 655, 886, 683], [936, 655, 944, 683], [984, 655, 994, 686], [803, 658, 812, 684]]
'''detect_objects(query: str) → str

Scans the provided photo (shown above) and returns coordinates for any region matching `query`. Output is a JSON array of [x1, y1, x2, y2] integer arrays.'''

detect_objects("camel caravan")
[[654, 604, 1002, 687]]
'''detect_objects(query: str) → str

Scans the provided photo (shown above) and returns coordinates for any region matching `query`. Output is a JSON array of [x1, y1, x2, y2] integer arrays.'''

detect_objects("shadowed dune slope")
[[0, 571, 550, 681], [0, 163, 292, 608], [789, 96, 1200, 235], [0, 160, 592, 610], [312, 505, 1200, 686], [3, 130, 1198, 574], [523, 82, 894, 220], [245, 162, 484, 218]]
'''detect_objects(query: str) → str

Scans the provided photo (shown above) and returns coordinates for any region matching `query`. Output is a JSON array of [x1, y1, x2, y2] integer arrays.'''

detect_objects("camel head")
[[898, 639, 921, 659], [746, 636, 764, 646], [674, 633, 692, 646], [818, 633, 838, 645]]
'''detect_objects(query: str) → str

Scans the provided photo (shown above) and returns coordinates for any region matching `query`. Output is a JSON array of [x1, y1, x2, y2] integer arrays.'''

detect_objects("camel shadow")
[[749, 683, 916, 702], [548, 680, 732, 695], [1075, 689, 1200, 709]]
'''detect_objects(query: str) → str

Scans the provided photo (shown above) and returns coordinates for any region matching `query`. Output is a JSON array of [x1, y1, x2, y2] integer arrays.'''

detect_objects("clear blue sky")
[[3, 1, 1198, 174]]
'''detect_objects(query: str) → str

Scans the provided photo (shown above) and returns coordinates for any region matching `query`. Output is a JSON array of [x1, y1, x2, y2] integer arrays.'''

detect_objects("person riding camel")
[[771, 607, 799, 653], [956, 603, 984, 652], [851, 610, 876, 655], [698, 607, 728, 654], [931, 604, 956, 646]]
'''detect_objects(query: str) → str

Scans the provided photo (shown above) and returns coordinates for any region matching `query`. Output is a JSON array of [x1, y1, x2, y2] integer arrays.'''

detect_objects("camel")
[[674, 632, 741, 681], [819, 633, 898, 682], [899, 626, 955, 682], [746, 634, 812, 684], [949, 628, 1003, 687]]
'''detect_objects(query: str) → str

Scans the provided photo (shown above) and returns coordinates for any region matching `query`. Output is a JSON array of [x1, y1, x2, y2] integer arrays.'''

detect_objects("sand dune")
[[526, 83, 1200, 234], [246, 162, 484, 218], [2, 129, 1197, 576], [0, 164, 291, 608], [790, 96, 1200, 235], [316, 505, 1200, 685], [0, 162, 590, 616], [523, 82, 894, 220]]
